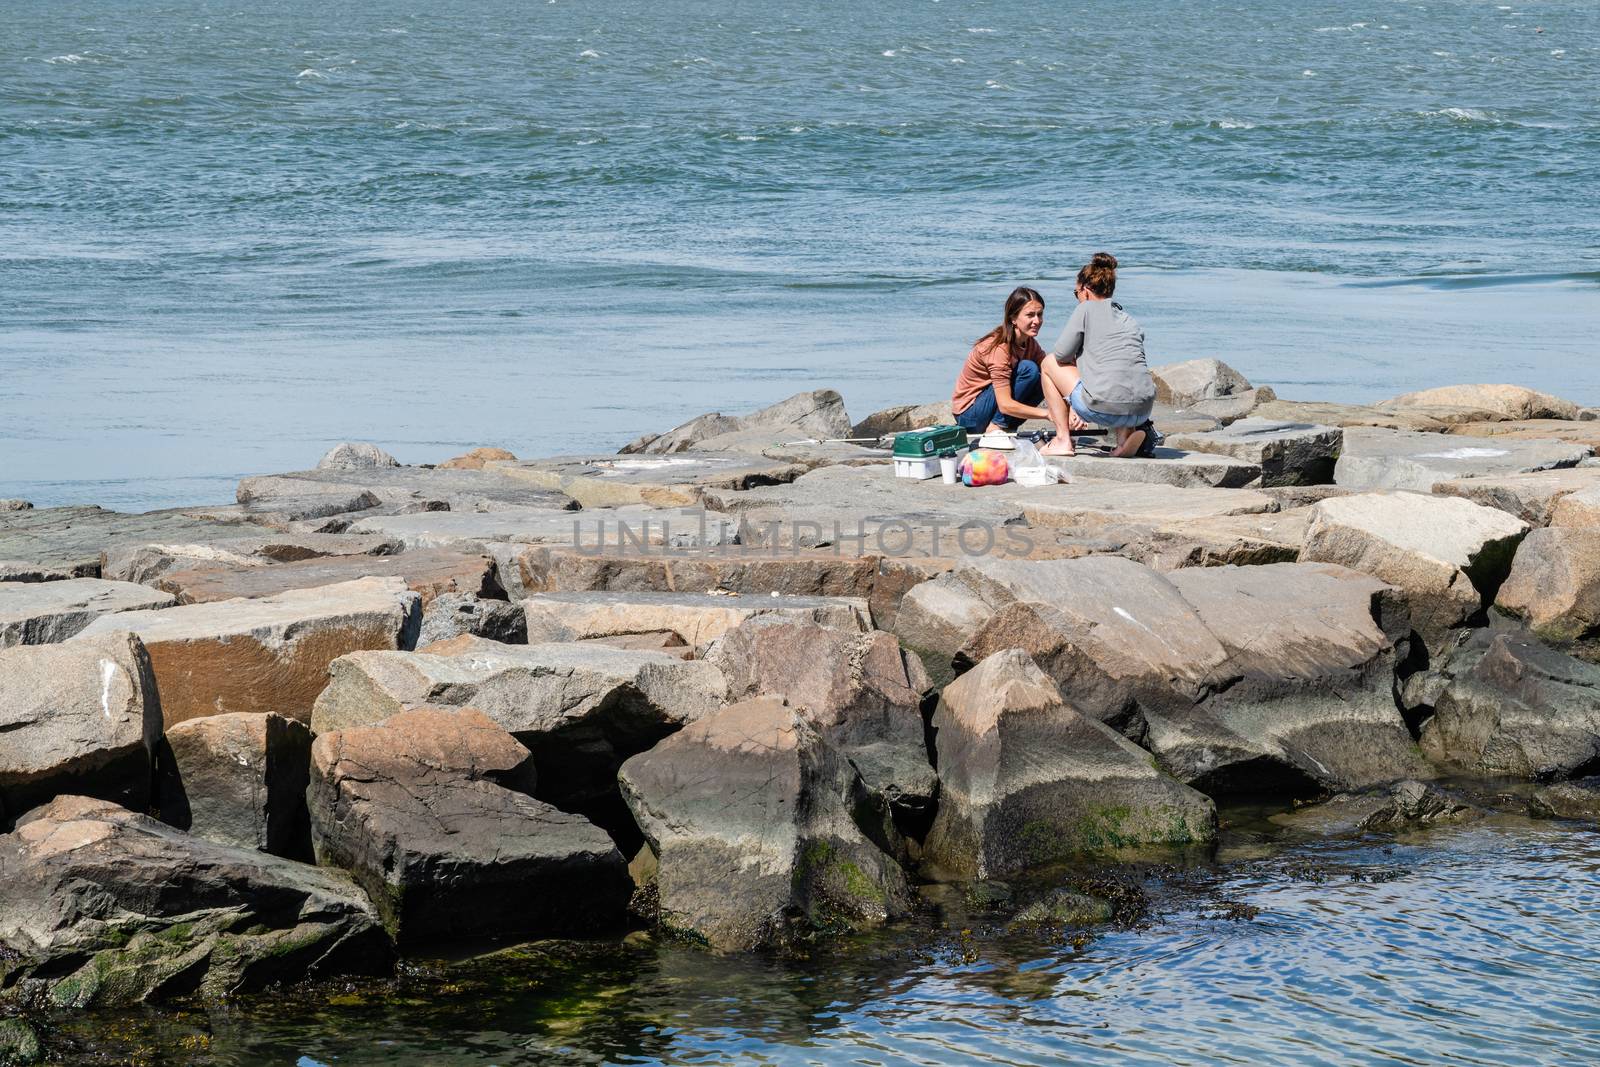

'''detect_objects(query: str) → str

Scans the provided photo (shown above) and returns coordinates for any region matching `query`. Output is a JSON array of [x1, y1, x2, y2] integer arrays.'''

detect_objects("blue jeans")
[[954, 359, 1042, 433]]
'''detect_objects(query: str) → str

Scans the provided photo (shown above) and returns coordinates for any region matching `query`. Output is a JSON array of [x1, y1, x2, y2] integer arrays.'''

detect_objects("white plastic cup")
[[940, 454, 958, 484]]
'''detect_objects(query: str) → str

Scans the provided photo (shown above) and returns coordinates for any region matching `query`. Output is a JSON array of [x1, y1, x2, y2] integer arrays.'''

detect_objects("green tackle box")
[[891, 424, 968, 458]]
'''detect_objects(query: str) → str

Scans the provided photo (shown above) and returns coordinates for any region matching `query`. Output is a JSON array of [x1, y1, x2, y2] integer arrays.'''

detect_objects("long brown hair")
[[1077, 252, 1118, 298], [975, 286, 1045, 360]]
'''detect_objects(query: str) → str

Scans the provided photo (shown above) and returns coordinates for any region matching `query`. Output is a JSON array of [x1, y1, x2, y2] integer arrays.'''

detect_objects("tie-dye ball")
[[960, 449, 1009, 486]]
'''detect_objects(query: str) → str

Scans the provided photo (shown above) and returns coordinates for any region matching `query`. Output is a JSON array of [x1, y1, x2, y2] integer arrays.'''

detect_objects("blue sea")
[[3, 0, 1598, 509]]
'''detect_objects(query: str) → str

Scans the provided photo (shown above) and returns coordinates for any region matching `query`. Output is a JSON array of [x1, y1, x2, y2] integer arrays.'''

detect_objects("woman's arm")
[[992, 376, 1049, 421], [1051, 303, 1088, 365]]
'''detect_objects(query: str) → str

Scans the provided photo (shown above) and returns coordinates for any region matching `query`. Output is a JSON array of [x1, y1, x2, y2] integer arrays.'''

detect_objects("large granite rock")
[[0, 505, 272, 576], [310, 637, 724, 810], [1334, 426, 1589, 491], [74, 577, 422, 728], [1044, 448, 1262, 489], [494, 543, 940, 631], [346, 504, 733, 553], [1495, 527, 1600, 643], [236, 465, 576, 516], [0, 633, 161, 819], [922, 651, 1215, 879], [1184, 386, 1277, 426], [493, 452, 807, 509], [416, 591, 526, 645], [308, 706, 628, 947], [0, 501, 31, 512], [1151, 359, 1252, 407], [317, 442, 400, 470], [156, 712, 311, 858], [1381, 384, 1580, 422], [0, 578, 175, 647], [1420, 628, 1600, 780], [152, 547, 496, 608], [1552, 486, 1600, 529], [1529, 778, 1600, 821], [619, 696, 910, 950], [1021, 483, 1277, 528], [1447, 419, 1600, 451], [100, 531, 403, 585], [1270, 779, 1478, 835], [438, 446, 517, 470], [0, 560, 70, 583], [950, 557, 1230, 731], [1164, 419, 1342, 487], [705, 618, 936, 858], [1432, 468, 1600, 526], [0, 795, 390, 1006], [1254, 399, 1452, 433], [1302, 492, 1529, 649], [1161, 563, 1426, 792], [849, 399, 953, 441], [522, 590, 870, 647], [623, 389, 853, 455]]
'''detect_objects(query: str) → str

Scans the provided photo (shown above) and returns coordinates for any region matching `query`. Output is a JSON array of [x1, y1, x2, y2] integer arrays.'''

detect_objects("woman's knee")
[[1011, 360, 1043, 405]]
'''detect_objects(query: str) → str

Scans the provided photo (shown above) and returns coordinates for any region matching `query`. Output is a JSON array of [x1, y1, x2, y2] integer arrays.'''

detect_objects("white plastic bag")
[[1009, 436, 1069, 486]]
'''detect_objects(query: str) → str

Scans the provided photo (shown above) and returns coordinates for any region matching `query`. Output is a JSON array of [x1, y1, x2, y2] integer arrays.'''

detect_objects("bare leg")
[[1038, 361, 1086, 455], [1110, 424, 1147, 458]]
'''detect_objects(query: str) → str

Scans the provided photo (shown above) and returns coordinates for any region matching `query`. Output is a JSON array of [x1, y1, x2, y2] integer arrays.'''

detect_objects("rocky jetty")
[[3, 374, 1599, 1014]]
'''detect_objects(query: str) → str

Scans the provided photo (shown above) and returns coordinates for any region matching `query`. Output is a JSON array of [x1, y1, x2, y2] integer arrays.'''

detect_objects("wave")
[[1345, 270, 1600, 291]]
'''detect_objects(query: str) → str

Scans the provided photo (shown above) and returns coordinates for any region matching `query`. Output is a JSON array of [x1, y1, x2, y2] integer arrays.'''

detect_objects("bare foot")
[[1039, 437, 1076, 457], [984, 423, 1006, 435], [1110, 429, 1146, 458]]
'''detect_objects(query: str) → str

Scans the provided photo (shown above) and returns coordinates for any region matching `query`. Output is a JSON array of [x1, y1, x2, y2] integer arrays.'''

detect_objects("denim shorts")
[[1069, 382, 1151, 429]]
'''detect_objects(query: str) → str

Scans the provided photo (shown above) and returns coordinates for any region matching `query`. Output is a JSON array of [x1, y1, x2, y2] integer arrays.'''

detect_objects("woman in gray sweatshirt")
[[1039, 253, 1158, 458]]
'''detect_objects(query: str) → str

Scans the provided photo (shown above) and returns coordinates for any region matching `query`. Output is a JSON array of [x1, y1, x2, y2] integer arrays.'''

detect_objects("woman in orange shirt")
[[951, 286, 1058, 435]]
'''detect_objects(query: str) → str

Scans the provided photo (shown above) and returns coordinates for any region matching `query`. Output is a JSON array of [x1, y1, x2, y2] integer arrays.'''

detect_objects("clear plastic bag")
[[1009, 435, 1069, 486]]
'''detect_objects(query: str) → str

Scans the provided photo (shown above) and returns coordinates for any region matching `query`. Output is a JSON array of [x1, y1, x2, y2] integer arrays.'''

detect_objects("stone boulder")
[[849, 399, 953, 441], [438, 446, 517, 470], [1495, 527, 1600, 644], [417, 591, 527, 645], [308, 706, 628, 947], [1270, 780, 1478, 835], [74, 577, 422, 727], [0, 560, 70, 583], [1420, 628, 1600, 780], [619, 696, 910, 950], [310, 637, 724, 811], [317, 442, 400, 470], [0, 578, 175, 647], [922, 651, 1215, 879], [1302, 492, 1529, 649], [0, 505, 294, 577], [1552, 486, 1600, 528], [101, 531, 404, 586], [1184, 386, 1277, 425], [1253, 399, 1452, 434], [156, 712, 311, 858], [494, 452, 807, 509], [1151, 358, 1253, 407], [1163, 419, 1342, 487], [622, 389, 853, 455], [1334, 426, 1590, 491], [522, 590, 870, 649], [0, 500, 32, 512], [0, 795, 390, 1006], [0, 633, 161, 819], [1161, 563, 1426, 793], [705, 618, 936, 857], [153, 547, 496, 609], [1380, 384, 1580, 422], [1529, 778, 1600, 821], [947, 556, 1233, 730], [1432, 468, 1600, 526]]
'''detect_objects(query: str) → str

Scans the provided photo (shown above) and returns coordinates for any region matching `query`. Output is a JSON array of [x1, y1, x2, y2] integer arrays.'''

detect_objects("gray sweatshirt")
[[1050, 300, 1156, 416]]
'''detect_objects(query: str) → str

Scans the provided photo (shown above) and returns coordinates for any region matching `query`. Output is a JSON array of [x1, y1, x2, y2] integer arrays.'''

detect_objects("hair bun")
[[1090, 252, 1118, 270]]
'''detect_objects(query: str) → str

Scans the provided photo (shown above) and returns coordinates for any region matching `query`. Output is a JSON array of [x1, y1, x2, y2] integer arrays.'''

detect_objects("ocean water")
[[43, 816, 1600, 1065], [3, 0, 1599, 509]]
